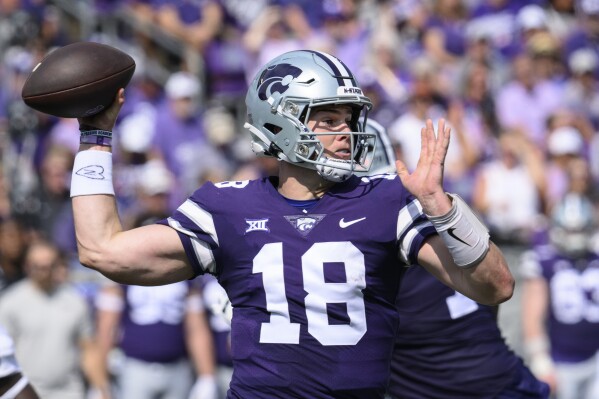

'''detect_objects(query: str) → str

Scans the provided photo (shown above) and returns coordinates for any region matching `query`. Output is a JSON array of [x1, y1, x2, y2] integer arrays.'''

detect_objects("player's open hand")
[[78, 88, 125, 132], [396, 119, 452, 216]]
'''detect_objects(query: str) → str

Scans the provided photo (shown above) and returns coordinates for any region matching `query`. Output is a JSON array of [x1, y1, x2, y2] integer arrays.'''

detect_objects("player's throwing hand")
[[78, 89, 125, 132]]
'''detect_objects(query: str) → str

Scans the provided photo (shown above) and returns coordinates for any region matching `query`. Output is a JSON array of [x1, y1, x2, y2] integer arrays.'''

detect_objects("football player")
[[94, 281, 218, 399], [521, 192, 599, 399], [0, 326, 39, 399], [70, 50, 513, 398], [356, 121, 549, 398]]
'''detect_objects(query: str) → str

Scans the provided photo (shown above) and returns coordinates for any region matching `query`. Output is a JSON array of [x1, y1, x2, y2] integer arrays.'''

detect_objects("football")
[[21, 42, 136, 118]]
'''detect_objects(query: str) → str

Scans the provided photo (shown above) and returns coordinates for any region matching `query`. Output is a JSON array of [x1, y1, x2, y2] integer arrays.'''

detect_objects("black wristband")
[[79, 124, 103, 132], [80, 129, 113, 138]]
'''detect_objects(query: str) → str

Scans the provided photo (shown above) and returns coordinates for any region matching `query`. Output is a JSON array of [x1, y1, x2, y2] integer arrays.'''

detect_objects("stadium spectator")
[[388, 56, 447, 173], [391, 0, 430, 61], [421, 0, 470, 93], [563, 48, 599, 129], [541, 0, 577, 42], [467, 0, 533, 59], [148, 70, 231, 210], [122, 159, 174, 230], [29, 145, 77, 256], [472, 130, 545, 245], [543, 125, 587, 212], [0, 240, 102, 399], [0, 217, 28, 290], [153, 0, 223, 53], [148, 0, 222, 74], [242, 4, 322, 83], [495, 52, 564, 147], [388, 56, 479, 199], [526, 31, 565, 84], [201, 1, 251, 160], [562, 0, 599, 61], [319, 0, 369, 75], [456, 59, 501, 146]]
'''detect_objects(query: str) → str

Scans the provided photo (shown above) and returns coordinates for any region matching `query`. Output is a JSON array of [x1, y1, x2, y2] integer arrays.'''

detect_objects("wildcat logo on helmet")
[[338, 87, 363, 96], [257, 64, 303, 101]]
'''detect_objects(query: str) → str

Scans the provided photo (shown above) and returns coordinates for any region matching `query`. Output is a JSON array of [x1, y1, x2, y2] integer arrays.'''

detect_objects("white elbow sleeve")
[[427, 193, 490, 268]]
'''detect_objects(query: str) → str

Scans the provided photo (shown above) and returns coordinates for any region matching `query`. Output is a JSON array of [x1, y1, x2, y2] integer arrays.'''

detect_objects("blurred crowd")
[[0, 0, 599, 398]]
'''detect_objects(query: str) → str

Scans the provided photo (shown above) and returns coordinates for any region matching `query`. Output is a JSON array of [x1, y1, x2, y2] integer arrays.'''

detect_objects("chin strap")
[[315, 158, 354, 182]]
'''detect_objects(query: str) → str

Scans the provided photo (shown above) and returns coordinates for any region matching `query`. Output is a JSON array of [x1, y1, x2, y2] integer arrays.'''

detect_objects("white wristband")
[[70, 150, 115, 197], [529, 353, 555, 378], [190, 375, 218, 399], [427, 193, 490, 268]]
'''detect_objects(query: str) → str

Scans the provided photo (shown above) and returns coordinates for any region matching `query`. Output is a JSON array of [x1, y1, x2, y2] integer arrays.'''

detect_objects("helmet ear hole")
[[264, 123, 282, 134], [299, 107, 309, 124]]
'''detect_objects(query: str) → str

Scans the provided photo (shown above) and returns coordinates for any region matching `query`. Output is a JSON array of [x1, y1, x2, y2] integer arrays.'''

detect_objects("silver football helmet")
[[244, 50, 376, 182], [549, 193, 598, 256]]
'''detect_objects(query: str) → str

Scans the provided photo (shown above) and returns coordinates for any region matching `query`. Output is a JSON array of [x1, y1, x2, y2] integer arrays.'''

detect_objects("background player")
[[94, 280, 217, 399], [69, 50, 514, 398], [521, 191, 599, 399], [356, 120, 549, 398]]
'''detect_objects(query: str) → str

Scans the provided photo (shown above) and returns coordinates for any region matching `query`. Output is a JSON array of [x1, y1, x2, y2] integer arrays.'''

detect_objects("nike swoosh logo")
[[339, 217, 367, 228], [448, 227, 471, 247]]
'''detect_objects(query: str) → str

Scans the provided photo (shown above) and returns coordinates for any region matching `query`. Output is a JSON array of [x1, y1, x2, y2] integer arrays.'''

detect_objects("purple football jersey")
[[159, 174, 436, 398], [389, 265, 528, 399], [521, 245, 599, 363], [119, 282, 191, 363]]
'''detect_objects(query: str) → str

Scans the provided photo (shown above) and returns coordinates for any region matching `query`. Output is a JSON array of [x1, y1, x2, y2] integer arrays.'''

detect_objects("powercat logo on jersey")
[[245, 218, 270, 234], [337, 87, 363, 96], [257, 63, 303, 101], [284, 215, 326, 237]]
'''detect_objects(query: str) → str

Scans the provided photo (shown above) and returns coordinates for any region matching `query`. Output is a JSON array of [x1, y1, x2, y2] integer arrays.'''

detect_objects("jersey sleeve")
[[157, 182, 221, 278], [396, 194, 437, 265]]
